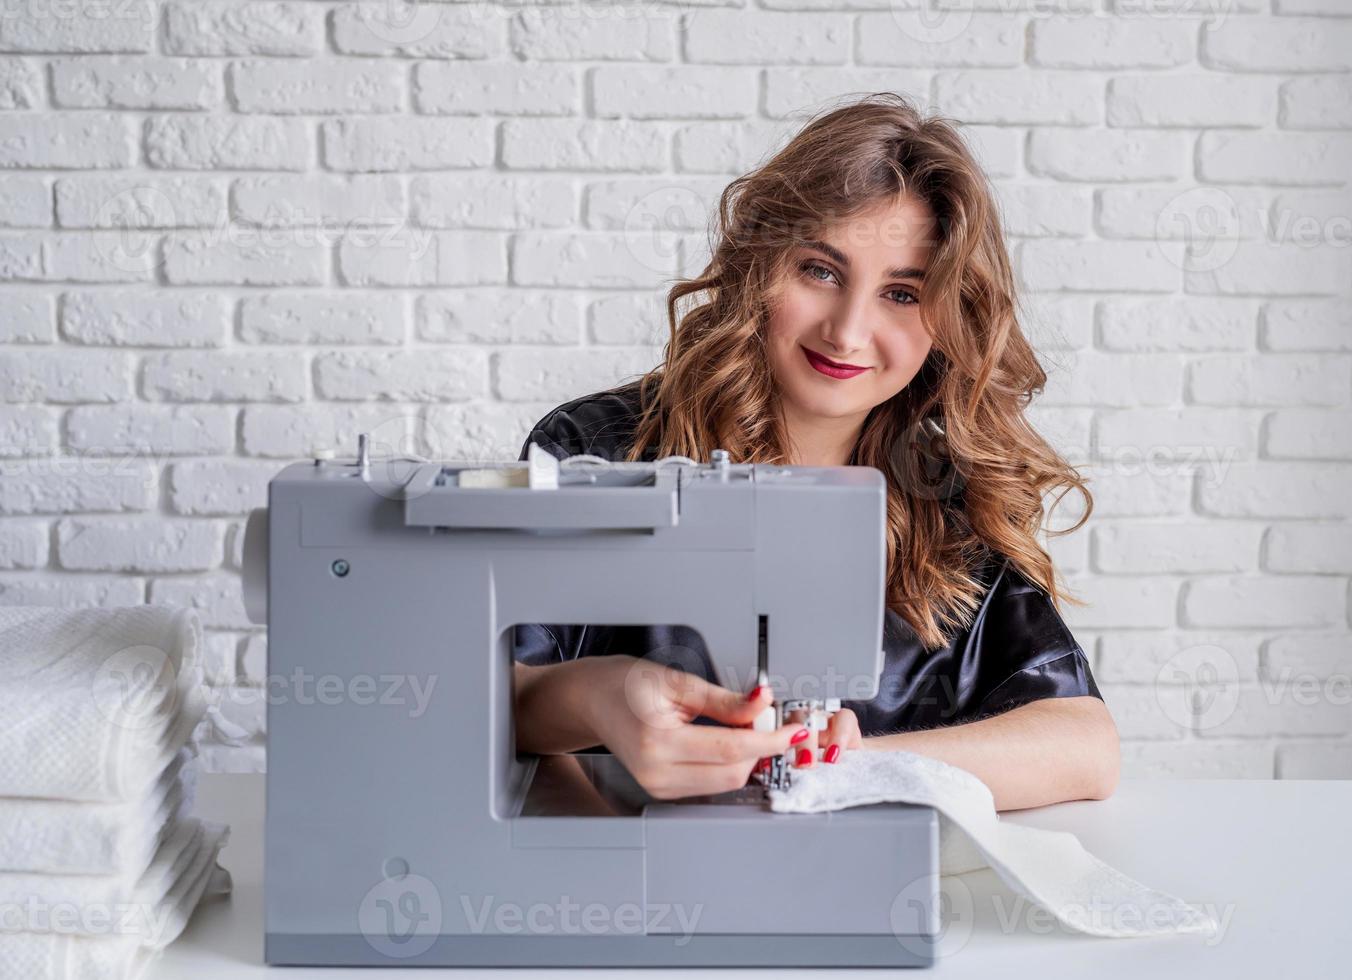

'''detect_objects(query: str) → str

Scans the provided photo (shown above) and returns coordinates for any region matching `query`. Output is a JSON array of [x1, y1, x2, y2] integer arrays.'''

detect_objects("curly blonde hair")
[[615, 92, 1091, 649]]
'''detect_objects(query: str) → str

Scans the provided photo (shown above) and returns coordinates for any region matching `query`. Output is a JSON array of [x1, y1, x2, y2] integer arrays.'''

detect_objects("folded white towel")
[[0, 748, 196, 875], [768, 749, 1219, 939], [0, 606, 207, 802], [0, 813, 206, 930], [0, 819, 231, 980]]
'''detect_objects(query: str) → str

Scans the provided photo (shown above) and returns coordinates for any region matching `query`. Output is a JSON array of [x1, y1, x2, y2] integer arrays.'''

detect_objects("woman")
[[512, 94, 1119, 812]]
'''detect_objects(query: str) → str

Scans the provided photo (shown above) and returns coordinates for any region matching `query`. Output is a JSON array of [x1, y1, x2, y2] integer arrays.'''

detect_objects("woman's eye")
[[801, 260, 833, 283], [887, 288, 919, 307]]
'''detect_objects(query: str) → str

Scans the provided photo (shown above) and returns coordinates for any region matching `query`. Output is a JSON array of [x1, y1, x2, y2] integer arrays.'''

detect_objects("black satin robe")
[[512, 382, 1102, 736]]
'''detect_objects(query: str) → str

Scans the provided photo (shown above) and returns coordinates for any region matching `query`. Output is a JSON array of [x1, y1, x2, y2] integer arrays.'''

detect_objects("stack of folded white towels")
[[0, 605, 232, 980]]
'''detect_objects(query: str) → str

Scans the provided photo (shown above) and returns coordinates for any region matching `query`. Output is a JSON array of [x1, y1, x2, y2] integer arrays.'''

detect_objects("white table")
[[153, 774, 1348, 977]]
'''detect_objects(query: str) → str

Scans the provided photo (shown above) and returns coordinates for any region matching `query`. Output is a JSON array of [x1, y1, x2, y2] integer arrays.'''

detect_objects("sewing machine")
[[241, 437, 940, 967]]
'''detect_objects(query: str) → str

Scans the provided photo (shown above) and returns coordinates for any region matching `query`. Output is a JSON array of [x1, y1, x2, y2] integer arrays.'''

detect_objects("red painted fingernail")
[[789, 728, 809, 745], [824, 744, 841, 764], [795, 747, 812, 767], [756, 757, 770, 772], [747, 685, 764, 701]]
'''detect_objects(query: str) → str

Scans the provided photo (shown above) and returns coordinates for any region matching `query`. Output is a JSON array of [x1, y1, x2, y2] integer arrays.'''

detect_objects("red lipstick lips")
[[803, 346, 869, 379]]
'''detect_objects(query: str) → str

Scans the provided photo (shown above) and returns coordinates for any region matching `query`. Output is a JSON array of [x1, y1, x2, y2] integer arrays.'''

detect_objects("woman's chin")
[[785, 385, 868, 421]]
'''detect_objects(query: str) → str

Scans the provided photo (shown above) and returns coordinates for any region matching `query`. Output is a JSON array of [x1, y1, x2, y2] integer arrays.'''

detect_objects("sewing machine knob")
[[311, 448, 335, 466]]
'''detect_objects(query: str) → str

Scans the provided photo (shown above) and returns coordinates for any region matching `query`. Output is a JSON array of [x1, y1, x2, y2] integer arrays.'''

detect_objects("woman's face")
[[764, 196, 936, 429]]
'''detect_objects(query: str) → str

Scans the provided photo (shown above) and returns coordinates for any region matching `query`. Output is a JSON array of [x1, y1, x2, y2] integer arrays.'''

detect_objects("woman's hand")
[[787, 706, 865, 769], [583, 655, 812, 800]]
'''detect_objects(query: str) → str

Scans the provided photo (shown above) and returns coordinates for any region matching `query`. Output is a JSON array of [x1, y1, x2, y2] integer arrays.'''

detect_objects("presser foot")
[[748, 695, 841, 794], [751, 753, 793, 793]]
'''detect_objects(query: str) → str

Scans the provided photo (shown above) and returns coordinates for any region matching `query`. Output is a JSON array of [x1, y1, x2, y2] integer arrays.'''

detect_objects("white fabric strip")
[[768, 749, 1218, 939]]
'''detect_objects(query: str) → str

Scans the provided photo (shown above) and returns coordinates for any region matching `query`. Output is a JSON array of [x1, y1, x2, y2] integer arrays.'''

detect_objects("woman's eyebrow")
[[802, 239, 926, 281]]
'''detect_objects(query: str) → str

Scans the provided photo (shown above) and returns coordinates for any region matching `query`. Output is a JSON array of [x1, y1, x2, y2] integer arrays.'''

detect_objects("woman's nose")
[[820, 292, 874, 357]]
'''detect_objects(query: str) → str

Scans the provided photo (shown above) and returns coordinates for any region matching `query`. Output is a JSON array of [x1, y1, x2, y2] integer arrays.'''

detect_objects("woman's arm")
[[864, 695, 1120, 812], [513, 656, 812, 799], [514, 659, 608, 755]]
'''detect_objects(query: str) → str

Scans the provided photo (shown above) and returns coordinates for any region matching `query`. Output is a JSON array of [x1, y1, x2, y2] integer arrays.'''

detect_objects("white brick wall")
[[1, 0, 1349, 780]]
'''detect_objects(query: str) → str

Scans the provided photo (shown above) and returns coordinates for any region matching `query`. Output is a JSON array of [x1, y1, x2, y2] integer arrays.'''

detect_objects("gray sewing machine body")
[[244, 448, 940, 967]]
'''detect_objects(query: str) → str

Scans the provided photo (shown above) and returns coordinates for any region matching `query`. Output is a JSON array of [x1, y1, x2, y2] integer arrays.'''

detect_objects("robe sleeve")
[[967, 562, 1103, 721]]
